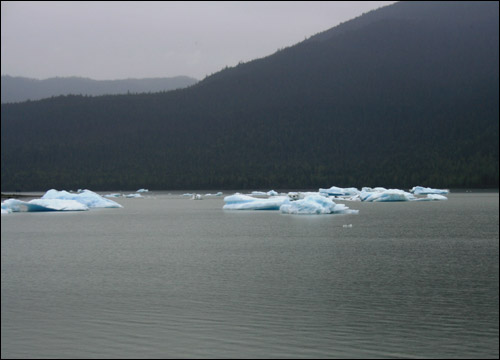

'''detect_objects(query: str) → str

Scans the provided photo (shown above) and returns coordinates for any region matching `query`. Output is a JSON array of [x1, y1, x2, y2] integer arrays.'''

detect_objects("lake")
[[1, 191, 499, 358]]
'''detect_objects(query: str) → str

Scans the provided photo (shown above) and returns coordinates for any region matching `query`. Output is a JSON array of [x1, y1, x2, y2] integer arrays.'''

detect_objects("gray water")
[[1, 192, 498, 358]]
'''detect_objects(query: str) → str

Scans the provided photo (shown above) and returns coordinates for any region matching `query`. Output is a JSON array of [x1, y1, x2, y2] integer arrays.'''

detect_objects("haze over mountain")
[[1, 1, 498, 191], [1, 75, 198, 103]]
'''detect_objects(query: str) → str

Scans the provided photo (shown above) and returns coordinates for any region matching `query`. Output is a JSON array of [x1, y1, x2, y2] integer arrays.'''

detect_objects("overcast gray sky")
[[1, 1, 395, 80]]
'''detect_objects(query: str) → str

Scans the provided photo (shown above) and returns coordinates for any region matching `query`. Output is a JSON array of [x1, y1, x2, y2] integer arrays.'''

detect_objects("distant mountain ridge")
[[1, 1, 498, 191], [1, 75, 198, 103]]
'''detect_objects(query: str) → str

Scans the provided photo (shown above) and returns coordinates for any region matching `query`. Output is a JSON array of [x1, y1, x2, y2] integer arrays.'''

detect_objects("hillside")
[[0, 75, 198, 103], [1, 1, 498, 191]]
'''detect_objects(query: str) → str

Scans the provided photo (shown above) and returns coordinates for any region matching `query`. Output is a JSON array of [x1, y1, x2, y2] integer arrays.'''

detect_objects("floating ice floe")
[[319, 186, 360, 197], [136, 188, 149, 193], [280, 195, 359, 215], [223, 194, 288, 210], [223, 193, 358, 215], [415, 194, 448, 201], [42, 189, 122, 208], [2, 189, 122, 214], [124, 193, 143, 198], [2, 198, 89, 213], [359, 189, 416, 202], [204, 192, 224, 197], [410, 186, 449, 195], [325, 186, 449, 202]]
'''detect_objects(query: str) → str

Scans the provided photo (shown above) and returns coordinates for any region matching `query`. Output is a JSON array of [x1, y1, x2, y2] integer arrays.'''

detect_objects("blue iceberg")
[[319, 186, 360, 197], [223, 193, 359, 215], [42, 189, 122, 208], [223, 194, 288, 210], [2, 189, 122, 214], [360, 189, 415, 202], [2, 198, 89, 213], [410, 186, 449, 195], [414, 194, 448, 201], [280, 194, 359, 215]]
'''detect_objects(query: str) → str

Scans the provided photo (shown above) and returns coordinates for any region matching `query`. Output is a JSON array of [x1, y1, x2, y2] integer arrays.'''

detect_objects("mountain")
[[0, 75, 198, 103], [1, 1, 498, 191]]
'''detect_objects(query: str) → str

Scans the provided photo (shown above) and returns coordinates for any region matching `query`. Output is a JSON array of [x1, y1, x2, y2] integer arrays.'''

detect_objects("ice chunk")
[[1, 198, 88, 212], [280, 194, 359, 215], [41, 189, 122, 208], [249, 190, 280, 197], [136, 188, 149, 192], [426, 194, 448, 200], [124, 193, 143, 198], [223, 194, 287, 210], [205, 192, 223, 197], [319, 186, 360, 196], [413, 194, 448, 201], [360, 189, 415, 202], [410, 186, 449, 195], [361, 187, 387, 192], [250, 191, 268, 196]]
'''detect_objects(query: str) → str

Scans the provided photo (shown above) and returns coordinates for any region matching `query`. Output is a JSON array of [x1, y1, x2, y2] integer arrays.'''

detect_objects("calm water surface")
[[1, 191, 499, 358]]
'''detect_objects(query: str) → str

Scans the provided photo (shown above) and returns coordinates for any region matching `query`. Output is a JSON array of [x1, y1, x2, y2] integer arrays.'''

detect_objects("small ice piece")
[[414, 194, 448, 201], [250, 191, 268, 196], [361, 187, 387, 192], [136, 188, 149, 192], [360, 189, 415, 202], [124, 193, 143, 198], [343, 224, 353, 228], [223, 194, 287, 210], [205, 192, 224, 197], [192, 194, 203, 200], [410, 186, 449, 195], [280, 194, 359, 215], [104, 193, 121, 198], [426, 194, 448, 200], [41, 189, 122, 208], [319, 186, 360, 197], [267, 190, 279, 196]]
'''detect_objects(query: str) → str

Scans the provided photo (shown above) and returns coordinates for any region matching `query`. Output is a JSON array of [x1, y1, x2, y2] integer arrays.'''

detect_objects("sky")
[[1, 1, 396, 80]]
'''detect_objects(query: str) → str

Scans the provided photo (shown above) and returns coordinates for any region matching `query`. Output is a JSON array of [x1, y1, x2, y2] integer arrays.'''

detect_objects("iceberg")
[[319, 186, 360, 197], [204, 192, 224, 197], [280, 194, 359, 215], [414, 194, 448, 201], [223, 194, 288, 210], [41, 189, 122, 208], [249, 190, 279, 197], [360, 189, 415, 202], [1, 198, 88, 213], [124, 193, 143, 198], [250, 191, 268, 196], [410, 186, 449, 195]]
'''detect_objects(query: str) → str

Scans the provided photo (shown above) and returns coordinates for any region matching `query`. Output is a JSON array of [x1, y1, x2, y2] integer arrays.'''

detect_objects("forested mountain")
[[1, 75, 198, 103], [1, 1, 498, 191]]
